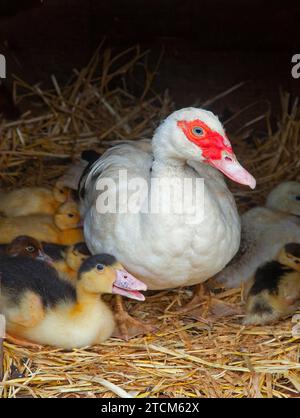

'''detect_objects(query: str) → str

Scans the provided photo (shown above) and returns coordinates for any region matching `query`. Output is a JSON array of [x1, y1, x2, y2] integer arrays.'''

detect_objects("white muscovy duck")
[[72, 108, 256, 336]]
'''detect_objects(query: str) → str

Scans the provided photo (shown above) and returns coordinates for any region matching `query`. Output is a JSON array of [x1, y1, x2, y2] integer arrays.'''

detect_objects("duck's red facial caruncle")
[[177, 119, 256, 189]]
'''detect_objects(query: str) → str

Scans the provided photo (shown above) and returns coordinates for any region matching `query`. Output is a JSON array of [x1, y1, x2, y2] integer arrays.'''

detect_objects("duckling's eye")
[[59, 189, 65, 194], [295, 195, 300, 201], [96, 263, 105, 272], [68, 213, 74, 218], [26, 246, 35, 253], [192, 127, 204, 136]]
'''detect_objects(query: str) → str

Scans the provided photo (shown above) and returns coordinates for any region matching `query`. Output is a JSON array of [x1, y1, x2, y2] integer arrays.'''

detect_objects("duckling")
[[42, 242, 90, 281], [244, 243, 300, 325], [0, 236, 54, 347], [0, 254, 147, 348], [0, 201, 83, 245], [0, 181, 70, 217], [5, 235, 53, 264], [216, 181, 300, 288]]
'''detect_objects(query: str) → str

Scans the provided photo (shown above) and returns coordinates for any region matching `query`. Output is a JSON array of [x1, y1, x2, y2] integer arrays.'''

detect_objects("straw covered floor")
[[0, 45, 300, 398]]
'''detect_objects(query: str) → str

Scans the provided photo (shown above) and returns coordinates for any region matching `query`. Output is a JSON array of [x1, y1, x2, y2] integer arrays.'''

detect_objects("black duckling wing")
[[0, 256, 76, 309], [249, 261, 293, 296]]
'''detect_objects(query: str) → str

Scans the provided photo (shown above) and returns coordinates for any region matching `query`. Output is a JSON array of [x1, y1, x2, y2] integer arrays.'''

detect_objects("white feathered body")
[[81, 143, 241, 290]]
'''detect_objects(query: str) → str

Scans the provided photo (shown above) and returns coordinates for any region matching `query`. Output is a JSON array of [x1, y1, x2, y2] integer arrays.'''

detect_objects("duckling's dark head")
[[6, 236, 53, 264], [78, 254, 147, 299], [74, 242, 91, 256], [66, 242, 91, 270], [278, 242, 300, 271], [285, 243, 300, 258]]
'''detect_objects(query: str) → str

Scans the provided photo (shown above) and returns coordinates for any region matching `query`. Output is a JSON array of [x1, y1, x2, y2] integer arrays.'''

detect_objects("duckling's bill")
[[112, 269, 147, 301], [36, 250, 53, 265]]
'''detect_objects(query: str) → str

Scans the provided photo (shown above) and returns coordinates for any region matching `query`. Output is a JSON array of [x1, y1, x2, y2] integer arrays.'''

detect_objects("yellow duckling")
[[244, 243, 300, 325], [0, 254, 147, 348], [0, 201, 83, 245], [42, 242, 91, 281], [0, 181, 70, 217]]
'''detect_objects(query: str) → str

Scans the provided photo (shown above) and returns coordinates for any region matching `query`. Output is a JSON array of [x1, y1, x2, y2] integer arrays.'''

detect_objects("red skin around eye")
[[177, 119, 233, 160]]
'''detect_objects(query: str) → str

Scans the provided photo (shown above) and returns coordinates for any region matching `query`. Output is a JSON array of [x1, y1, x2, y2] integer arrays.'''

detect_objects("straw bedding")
[[0, 46, 299, 398]]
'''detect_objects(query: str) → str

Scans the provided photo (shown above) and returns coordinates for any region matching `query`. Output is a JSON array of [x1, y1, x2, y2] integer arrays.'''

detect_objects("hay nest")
[[0, 46, 300, 398]]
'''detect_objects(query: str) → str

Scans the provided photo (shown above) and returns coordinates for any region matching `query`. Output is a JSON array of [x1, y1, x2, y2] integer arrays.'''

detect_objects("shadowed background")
[[0, 0, 299, 119]]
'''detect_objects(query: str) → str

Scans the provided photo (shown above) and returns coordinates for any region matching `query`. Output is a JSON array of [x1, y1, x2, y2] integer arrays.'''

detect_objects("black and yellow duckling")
[[0, 201, 83, 245], [0, 180, 70, 217], [244, 243, 300, 325], [42, 242, 91, 281], [0, 236, 54, 347], [0, 254, 147, 348]]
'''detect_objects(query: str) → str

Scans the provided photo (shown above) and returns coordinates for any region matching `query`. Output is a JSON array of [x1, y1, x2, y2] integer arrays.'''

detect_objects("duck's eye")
[[96, 263, 105, 272], [60, 189, 65, 194], [295, 195, 300, 201], [68, 213, 74, 218], [192, 127, 204, 136], [26, 246, 35, 253]]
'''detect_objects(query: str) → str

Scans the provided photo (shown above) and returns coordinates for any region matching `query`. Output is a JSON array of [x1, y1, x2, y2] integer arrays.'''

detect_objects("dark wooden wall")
[[0, 0, 299, 114]]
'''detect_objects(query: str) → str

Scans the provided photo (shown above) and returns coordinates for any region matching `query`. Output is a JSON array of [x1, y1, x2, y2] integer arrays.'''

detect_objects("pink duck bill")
[[112, 269, 147, 301], [209, 154, 256, 190]]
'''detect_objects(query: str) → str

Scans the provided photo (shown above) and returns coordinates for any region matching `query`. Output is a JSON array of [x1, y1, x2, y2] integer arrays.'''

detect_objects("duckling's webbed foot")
[[113, 295, 155, 340]]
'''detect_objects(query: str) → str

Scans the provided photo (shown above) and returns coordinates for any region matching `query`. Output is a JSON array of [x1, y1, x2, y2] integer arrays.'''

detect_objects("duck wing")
[[79, 140, 153, 215], [78, 141, 153, 256]]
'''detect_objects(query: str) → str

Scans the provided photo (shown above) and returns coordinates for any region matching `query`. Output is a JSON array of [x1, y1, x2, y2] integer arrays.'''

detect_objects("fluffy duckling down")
[[3, 235, 53, 264], [244, 243, 300, 325], [42, 242, 91, 281], [0, 254, 147, 348], [0, 181, 70, 217], [0, 201, 83, 245], [0, 235, 55, 345], [216, 181, 300, 288]]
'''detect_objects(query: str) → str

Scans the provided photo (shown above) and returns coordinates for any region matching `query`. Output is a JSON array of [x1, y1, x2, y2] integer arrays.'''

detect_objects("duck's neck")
[[76, 285, 101, 306], [151, 156, 186, 177], [152, 136, 187, 178], [152, 122, 184, 164]]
